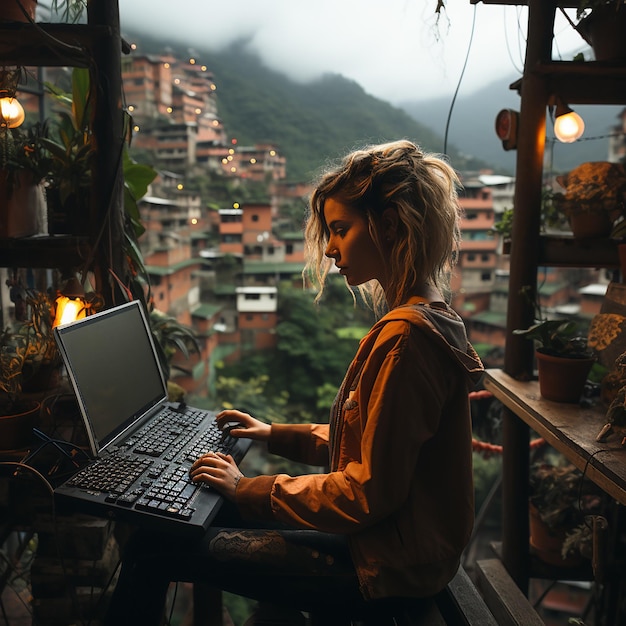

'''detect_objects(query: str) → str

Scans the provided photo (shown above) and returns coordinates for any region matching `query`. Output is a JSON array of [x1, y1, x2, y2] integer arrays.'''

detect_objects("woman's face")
[[323, 197, 387, 288]]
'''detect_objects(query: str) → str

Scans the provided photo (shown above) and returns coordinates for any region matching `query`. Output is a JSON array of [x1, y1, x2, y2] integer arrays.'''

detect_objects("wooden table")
[[484, 368, 626, 507]]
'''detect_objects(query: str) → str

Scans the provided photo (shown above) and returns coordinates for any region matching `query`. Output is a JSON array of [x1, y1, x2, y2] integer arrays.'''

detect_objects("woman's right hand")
[[215, 409, 271, 442]]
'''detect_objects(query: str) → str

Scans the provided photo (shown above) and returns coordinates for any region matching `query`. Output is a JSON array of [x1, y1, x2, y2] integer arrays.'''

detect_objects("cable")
[[0, 462, 54, 498], [577, 446, 624, 527], [166, 581, 179, 626], [443, 3, 476, 156], [29, 428, 90, 463], [503, 5, 524, 76]]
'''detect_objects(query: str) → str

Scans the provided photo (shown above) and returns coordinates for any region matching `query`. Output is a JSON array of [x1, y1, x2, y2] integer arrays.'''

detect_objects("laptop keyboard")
[[67, 454, 153, 494], [65, 407, 236, 521]]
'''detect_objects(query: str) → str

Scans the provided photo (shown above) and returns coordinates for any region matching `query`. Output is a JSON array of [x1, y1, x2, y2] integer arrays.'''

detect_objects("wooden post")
[[501, 0, 557, 594], [86, 0, 126, 306]]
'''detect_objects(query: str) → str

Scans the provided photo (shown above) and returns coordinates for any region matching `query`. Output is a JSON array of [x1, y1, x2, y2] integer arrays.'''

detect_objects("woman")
[[105, 140, 483, 625]]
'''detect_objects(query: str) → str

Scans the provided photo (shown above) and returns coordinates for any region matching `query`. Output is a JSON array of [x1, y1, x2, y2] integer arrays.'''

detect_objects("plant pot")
[[0, 398, 38, 450], [577, 5, 626, 62], [567, 211, 612, 239], [21, 360, 62, 393], [529, 503, 583, 568], [0, 0, 36, 22], [46, 187, 89, 236], [0, 170, 46, 238], [535, 349, 595, 403]]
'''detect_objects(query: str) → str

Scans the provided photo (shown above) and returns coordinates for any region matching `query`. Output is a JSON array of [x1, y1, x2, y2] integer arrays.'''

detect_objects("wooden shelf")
[[484, 368, 626, 507], [534, 62, 626, 106], [538, 234, 620, 268], [0, 235, 91, 268]]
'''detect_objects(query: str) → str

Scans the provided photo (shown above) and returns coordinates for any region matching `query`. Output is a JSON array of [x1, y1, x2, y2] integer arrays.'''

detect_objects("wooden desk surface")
[[484, 368, 626, 506]]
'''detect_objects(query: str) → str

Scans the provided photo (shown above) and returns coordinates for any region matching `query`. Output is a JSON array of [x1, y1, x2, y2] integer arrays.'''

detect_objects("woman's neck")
[[386, 285, 444, 309]]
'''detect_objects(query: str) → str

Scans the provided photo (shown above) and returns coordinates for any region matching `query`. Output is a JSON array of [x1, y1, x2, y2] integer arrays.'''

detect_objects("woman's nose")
[[325, 243, 338, 259]]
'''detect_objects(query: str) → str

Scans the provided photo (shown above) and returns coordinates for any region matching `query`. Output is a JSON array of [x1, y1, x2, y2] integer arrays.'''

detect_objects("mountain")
[[125, 32, 623, 182], [400, 78, 624, 175], [124, 32, 493, 181]]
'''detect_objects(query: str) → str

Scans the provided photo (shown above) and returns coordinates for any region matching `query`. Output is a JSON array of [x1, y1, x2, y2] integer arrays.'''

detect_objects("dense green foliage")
[[125, 33, 492, 182], [215, 277, 375, 423]]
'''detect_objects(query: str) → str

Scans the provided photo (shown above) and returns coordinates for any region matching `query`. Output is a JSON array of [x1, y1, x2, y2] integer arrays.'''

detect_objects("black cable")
[[0, 462, 54, 497], [30, 428, 90, 462], [0, 463, 54, 624], [533, 579, 558, 609], [503, 5, 524, 76], [166, 581, 179, 626], [443, 3, 476, 156], [577, 446, 624, 528]]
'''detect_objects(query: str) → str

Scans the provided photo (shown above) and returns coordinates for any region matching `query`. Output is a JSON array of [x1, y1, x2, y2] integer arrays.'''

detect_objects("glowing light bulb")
[[0, 97, 25, 128], [53, 296, 87, 327], [554, 109, 585, 143]]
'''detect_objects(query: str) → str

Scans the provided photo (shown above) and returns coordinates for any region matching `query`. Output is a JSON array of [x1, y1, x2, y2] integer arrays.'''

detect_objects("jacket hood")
[[373, 302, 484, 386]]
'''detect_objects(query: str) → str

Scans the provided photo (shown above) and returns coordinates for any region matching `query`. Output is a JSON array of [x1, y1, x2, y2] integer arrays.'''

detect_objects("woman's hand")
[[190, 452, 243, 501], [215, 409, 271, 442]]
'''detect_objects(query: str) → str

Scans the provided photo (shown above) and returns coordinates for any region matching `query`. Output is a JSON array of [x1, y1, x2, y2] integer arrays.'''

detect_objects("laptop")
[[53, 299, 250, 537]]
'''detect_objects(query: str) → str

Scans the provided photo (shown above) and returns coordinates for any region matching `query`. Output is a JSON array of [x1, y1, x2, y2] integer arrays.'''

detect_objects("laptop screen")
[[54, 300, 168, 456]]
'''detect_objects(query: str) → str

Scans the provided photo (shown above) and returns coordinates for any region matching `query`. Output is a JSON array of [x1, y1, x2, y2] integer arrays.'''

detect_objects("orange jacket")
[[236, 302, 484, 599]]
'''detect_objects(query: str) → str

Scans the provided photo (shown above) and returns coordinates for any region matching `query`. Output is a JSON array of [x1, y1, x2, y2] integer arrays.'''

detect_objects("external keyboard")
[[65, 406, 236, 520]]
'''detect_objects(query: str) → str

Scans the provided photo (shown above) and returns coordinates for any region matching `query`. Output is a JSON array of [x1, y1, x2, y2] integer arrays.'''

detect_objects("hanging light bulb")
[[553, 100, 585, 143], [0, 96, 25, 128], [52, 276, 99, 327], [0, 66, 25, 128]]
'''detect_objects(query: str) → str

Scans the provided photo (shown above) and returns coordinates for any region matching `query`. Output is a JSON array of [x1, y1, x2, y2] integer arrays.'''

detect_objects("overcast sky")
[[118, 1, 588, 105]]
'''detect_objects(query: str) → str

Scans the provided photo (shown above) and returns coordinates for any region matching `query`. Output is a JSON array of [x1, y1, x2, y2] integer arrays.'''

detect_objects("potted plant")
[[0, 120, 50, 238], [41, 67, 93, 235], [575, 1, 626, 61], [553, 161, 626, 240], [50, 0, 86, 23], [529, 456, 602, 567], [0, 0, 37, 23], [0, 287, 58, 450], [514, 319, 595, 402]]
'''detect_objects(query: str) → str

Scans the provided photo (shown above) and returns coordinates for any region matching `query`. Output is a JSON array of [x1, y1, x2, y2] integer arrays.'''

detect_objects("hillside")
[[125, 33, 493, 181]]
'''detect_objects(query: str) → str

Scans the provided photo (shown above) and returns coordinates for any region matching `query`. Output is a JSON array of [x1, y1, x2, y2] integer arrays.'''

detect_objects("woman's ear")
[[381, 207, 399, 242]]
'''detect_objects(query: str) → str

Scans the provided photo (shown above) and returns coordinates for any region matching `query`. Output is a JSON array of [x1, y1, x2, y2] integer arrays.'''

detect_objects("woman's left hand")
[[190, 452, 243, 501]]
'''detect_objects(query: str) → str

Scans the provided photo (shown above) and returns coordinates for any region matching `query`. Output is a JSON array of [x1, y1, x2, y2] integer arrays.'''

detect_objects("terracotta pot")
[[577, 5, 626, 62], [0, 0, 37, 22], [0, 399, 38, 450], [0, 170, 46, 238], [568, 211, 612, 239], [535, 349, 595, 403], [529, 503, 583, 567]]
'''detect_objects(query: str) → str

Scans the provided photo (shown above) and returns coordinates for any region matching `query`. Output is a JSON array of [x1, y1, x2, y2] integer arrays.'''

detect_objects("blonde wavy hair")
[[303, 139, 462, 315]]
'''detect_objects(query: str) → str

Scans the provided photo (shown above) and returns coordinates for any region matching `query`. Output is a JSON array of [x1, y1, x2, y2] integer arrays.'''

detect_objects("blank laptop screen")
[[54, 301, 167, 454]]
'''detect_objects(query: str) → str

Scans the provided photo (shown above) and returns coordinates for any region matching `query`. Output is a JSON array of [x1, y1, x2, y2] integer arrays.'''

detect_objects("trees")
[[216, 277, 374, 422]]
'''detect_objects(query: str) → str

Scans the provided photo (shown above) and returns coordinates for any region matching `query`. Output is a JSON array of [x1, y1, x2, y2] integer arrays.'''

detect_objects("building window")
[[251, 214, 259, 222], [481, 271, 492, 281]]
